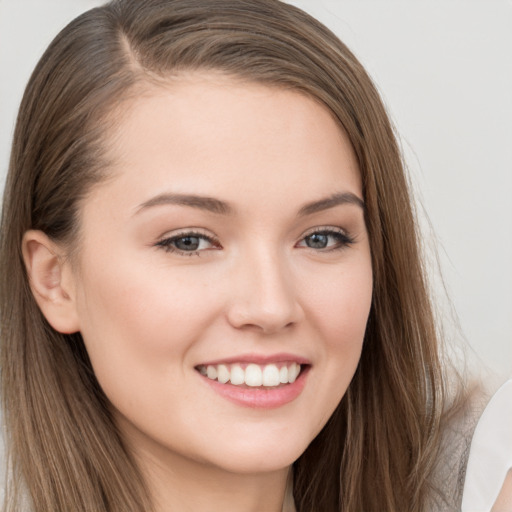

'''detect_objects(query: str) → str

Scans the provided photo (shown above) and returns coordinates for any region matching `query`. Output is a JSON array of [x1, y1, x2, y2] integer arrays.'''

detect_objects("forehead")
[[92, 73, 361, 216]]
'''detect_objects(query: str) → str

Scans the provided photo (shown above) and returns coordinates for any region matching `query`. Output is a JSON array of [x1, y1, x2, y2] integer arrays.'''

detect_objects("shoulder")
[[462, 379, 512, 512]]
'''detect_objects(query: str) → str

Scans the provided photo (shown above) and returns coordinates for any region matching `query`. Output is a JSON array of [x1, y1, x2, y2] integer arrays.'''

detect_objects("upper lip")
[[197, 353, 311, 366]]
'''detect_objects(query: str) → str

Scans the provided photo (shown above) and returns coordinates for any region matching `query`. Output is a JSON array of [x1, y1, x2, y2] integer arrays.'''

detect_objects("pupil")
[[307, 233, 328, 249], [176, 236, 200, 251]]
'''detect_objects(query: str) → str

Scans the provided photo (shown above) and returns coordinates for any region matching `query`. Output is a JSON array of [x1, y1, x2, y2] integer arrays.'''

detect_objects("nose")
[[226, 248, 304, 334]]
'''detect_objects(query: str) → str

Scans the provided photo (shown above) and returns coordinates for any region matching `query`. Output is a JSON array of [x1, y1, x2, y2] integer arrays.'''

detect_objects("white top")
[[462, 379, 512, 511]]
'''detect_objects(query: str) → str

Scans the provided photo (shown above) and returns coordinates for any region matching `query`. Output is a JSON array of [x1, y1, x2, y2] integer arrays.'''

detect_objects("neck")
[[120, 422, 292, 512], [141, 449, 291, 512]]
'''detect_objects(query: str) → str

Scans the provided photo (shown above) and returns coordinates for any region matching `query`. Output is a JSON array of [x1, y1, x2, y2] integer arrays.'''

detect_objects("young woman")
[[0, 0, 474, 510]]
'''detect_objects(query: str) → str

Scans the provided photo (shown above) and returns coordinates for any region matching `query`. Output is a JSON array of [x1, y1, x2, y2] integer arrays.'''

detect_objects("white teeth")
[[245, 364, 262, 387], [279, 366, 289, 384], [217, 364, 230, 384], [288, 362, 299, 383], [262, 364, 280, 386], [200, 362, 303, 387], [230, 364, 245, 386], [230, 364, 245, 385], [206, 365, 217, 380]]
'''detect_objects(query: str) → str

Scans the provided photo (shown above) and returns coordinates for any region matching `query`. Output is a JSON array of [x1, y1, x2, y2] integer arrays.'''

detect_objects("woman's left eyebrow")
[[297, 192, 365, 216]]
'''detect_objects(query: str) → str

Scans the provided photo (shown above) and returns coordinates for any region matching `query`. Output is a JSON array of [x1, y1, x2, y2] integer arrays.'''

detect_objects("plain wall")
[[0, 0, 511, 381]]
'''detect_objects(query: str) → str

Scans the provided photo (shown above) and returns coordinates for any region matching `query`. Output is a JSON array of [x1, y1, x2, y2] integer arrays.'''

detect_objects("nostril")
[[225, 259, 305, 332], [226, 297, 303, 333]]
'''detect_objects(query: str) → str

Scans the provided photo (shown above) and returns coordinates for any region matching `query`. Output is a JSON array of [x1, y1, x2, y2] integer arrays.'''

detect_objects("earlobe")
[[22, 230, 80, 334]]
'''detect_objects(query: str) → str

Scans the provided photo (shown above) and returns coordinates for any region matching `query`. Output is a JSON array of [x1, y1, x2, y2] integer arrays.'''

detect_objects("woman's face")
[[69, 74, 372, 475]]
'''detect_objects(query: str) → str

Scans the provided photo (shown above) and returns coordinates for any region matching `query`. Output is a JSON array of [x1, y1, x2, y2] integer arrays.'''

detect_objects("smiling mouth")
[[196, 362, 303, 388]]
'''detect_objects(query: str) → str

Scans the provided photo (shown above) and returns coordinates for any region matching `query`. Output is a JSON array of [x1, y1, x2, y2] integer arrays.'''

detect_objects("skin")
[[24, 74, 373, 512]]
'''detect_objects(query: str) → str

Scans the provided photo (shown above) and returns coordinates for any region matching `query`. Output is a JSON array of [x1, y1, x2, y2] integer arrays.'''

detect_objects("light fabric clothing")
[[282, 479, 296, 512], [282, 470, 296, 512], [426, 390, 486, 511], [462, 379, 512, 512]]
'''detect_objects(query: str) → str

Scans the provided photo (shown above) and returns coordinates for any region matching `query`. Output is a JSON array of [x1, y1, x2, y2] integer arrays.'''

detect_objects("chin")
[[200, 434, 310, 475]]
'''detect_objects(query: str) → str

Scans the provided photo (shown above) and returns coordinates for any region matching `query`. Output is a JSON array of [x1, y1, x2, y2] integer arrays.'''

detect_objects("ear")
[[22, 230, 80, 334]]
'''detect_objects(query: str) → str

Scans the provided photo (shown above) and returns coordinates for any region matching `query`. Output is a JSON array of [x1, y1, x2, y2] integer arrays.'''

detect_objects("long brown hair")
[[1, 1, 447, 510]]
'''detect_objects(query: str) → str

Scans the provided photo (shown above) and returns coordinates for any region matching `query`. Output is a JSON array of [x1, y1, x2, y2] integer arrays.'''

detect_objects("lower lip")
[[198, 367, 310, 409]]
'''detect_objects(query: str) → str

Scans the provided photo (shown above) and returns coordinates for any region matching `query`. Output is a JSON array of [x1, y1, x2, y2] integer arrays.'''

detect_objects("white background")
[[0, 0, 511, 381]]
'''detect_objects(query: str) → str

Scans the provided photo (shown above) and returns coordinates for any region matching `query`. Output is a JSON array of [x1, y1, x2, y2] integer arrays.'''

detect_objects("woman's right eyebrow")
[[134, 193, 234, 216]]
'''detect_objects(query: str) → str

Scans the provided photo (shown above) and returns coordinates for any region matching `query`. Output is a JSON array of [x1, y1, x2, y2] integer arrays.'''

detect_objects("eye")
[[297, 228, 354, 251], [155, 231, 220, 255]]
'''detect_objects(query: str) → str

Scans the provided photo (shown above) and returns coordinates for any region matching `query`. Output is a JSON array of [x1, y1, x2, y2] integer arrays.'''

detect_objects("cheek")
[[79, 254, 215, 337], [300, 256, 372, 422], [74, 256, 221, 401], [305, 256, 373, 344]]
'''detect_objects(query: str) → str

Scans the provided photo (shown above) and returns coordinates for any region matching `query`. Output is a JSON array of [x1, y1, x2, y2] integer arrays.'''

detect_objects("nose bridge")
[[227, 243, 302, 333]]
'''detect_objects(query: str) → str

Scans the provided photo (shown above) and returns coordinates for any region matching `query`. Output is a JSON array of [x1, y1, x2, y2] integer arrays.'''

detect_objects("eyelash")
[[298, 227, 355, 252], [155, 230, 221, 256], [155, 227, 355, 256]]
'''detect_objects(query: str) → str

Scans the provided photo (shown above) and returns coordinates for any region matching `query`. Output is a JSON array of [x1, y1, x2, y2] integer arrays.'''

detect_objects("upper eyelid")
[[156, 226, 349, 239], [299, 226, 349, 237], [155, 225, 352, 246], [158, 228, 217, 240]]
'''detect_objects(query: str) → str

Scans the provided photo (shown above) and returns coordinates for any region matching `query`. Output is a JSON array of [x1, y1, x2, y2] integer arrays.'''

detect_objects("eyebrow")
[[135, 193, 233, 215], [135, 191, 364, 217], [297, 192, 365, 216]]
